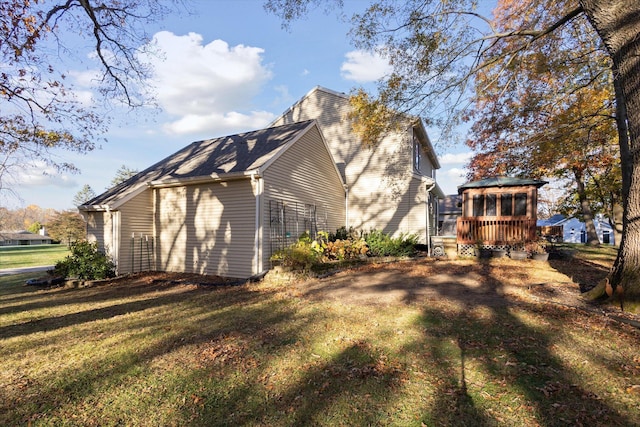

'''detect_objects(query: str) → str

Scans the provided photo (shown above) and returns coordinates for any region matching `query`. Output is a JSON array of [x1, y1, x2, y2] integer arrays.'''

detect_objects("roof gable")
[[273, 86, 441, 169], [82, 120, 316, 209]]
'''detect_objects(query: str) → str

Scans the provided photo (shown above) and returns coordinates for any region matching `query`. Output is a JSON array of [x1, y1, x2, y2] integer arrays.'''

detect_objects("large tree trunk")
[[610, 201, 623, 247], [574, 168, 601, 245], [610, 76, 628, 247], [581, 0, 640, 300]]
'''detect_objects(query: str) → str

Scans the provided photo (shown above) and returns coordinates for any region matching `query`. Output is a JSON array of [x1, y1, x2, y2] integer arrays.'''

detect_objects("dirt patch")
[[294, 260, 512, 307], [287, 257, 640, 326], [291, 257, 596, 309]]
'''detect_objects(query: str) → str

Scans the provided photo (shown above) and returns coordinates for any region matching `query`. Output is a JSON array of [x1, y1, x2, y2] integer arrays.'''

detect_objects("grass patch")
[[1, 246, 639, 426], [0, 245, 70, 269]]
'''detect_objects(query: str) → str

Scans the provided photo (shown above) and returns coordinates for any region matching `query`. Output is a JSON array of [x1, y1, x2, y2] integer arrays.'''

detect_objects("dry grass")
[[1, 246, 639, 426]]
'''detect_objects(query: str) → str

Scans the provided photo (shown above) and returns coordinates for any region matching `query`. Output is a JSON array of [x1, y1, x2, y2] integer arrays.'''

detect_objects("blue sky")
[[10, 0, 472, 211]]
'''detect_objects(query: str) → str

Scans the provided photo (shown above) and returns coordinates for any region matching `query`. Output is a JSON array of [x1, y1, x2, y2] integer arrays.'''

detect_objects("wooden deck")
[[456, 217, 538, 245]]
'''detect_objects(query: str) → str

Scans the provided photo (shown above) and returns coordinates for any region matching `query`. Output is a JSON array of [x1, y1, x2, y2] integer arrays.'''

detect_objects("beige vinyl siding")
[[261, 125, 345, 264], [347, 131, 418, 238], [399, 177, 430, 243], [155, 180, 256, 279], [273, 88, 438, 242], [272, 89, 354, 174], [117, 189, 154, 274], [84, 211, 111, 253]]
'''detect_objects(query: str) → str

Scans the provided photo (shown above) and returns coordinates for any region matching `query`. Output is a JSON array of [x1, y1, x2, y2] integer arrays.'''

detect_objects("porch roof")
[[457, 176, 547, 194]]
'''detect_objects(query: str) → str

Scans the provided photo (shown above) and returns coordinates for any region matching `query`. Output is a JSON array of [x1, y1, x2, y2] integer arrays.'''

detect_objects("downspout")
[[110, 207, 120, 275], [344, 184, 349, 229], [425, 182, 436, 256]]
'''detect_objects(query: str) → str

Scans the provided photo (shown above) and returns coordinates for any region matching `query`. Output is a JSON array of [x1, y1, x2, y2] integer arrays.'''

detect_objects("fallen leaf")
[[626, 385, 640, 395]]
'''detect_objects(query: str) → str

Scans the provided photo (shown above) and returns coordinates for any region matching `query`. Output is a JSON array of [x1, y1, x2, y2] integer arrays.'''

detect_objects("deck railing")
[[456, 217, 538, 245]]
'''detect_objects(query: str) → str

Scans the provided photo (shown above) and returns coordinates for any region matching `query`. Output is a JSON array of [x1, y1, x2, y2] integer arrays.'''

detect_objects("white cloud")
[[443, 167, 468, 180], [439, 151, 474, 165], [12, 162, 77, 188], [163, 110, 275, 136], [140, 31, 273, 135], [341, 50, 392, 83], [272, 85, 294, 107], [438, 166, 469, 195], [69, 69, 102, 88]]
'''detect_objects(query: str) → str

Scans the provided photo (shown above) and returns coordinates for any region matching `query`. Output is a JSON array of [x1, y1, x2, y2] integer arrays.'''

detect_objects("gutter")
[[148, 170, 261, 188], [78, 204, 112, 212]]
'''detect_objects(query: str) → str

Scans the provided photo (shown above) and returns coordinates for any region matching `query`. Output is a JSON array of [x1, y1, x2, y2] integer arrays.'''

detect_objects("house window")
[[473, 195, 484, 217], [500, 193, 513, 216], [514, 193, 527, 216], [486, 194, 497, 216]]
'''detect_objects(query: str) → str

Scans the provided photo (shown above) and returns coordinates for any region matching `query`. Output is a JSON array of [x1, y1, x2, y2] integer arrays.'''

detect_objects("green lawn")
[[0, 246, 638, 426], [0, 245, 70, 269]]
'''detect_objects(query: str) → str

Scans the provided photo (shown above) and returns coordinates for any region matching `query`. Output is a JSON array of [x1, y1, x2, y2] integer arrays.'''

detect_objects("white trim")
[[253, 174, 264, 275], [78, 184, 149, 212], [148, 170, 259, 188]]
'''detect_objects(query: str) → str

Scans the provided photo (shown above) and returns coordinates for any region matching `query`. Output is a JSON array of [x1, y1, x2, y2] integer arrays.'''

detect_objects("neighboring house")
[[536, 213, 565, 242], [538, 215, 615, 245], [272, 86, 444, 244], [80, 86, 444, 279], [0, 230, 53, 246], [456, 176, 547, 255]]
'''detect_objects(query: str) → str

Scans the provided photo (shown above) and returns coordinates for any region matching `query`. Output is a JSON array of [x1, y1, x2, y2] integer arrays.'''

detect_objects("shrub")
[[53, 241, 116, 280], [328, 226, 360, 242], [270, 233, 320, 271], [270, 229, 369, 270], [363, 229, 419, 257]]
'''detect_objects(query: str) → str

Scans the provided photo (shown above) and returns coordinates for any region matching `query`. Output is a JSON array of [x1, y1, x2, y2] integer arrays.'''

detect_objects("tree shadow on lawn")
[[548, 255, 611, 292], [189, 339, 405, 426], [296, 259, 636, 426], [1, 280, 311, 425], [0, 272, 226, 317], [0, 271, 251, 340], [3, 264, 637, 426], [412, 272, 635, 426]]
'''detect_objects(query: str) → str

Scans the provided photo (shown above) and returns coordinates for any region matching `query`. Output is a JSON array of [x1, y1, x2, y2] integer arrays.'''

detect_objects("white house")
[[538, 215, 615, 245]]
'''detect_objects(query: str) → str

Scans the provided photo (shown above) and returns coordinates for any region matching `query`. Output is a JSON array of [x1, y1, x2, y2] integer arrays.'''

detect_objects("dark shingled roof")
[[82, 120, 316, 208], [457, 176, 547, 194]]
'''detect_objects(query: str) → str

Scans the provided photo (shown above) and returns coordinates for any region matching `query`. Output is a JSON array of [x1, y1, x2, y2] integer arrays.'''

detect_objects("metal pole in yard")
[[146, 235, 150, 271]]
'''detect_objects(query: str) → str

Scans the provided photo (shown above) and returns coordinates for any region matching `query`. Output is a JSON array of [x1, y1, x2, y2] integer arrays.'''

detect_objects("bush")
[[271, 229, 369, 271], [363, 229, 419, 257], [316, 231, 368, 261], [270, 233, 320, 271], [53, 241, 116, 280], [328, 226, 360, 242]]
